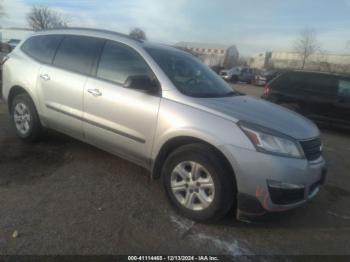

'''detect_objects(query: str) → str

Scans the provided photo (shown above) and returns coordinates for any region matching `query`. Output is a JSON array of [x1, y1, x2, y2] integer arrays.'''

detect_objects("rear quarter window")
[[269, 72, 291, 90], [21, 35, 63, 64]]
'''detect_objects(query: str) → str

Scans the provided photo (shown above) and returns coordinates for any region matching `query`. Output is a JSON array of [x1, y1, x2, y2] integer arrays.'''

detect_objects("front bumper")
[[220, 145, 327, 218]]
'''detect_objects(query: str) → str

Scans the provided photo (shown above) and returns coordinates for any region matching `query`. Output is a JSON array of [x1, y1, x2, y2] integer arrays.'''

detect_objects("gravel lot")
[[0, 84, 349, 255]]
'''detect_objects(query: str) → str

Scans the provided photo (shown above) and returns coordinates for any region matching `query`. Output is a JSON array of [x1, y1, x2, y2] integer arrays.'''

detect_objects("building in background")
[[0, 28, 33, 43], [175, 42, 239, 69], [251, 51, 350, 74]]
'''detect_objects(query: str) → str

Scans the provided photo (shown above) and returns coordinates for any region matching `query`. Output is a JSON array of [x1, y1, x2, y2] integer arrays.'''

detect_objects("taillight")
[[263, 84, 271, 97]]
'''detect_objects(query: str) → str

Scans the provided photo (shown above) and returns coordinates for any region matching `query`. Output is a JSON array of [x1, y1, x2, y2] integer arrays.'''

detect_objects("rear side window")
[[96, 41, 152, 85], [21, 35, 63, 64], [270, 72, 291, 90], [53, 36, 104, 75], [274, 72, 309, 92], [289, 72, 310, 91]]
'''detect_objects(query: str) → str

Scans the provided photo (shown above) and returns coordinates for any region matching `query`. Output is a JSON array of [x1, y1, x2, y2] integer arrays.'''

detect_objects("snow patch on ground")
[[196, 233, 251, 255], [170, 214, 252, 255], [170, 214, 195, 233], [328, 211, 350, 220]]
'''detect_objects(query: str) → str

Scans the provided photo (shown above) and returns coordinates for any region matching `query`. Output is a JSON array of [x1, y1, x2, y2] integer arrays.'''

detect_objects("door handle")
[[40, 74, 50, 81], [87, 88, 102, 97]]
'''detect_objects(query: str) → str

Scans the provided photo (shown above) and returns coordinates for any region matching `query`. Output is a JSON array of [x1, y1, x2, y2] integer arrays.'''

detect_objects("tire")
[[162, 143, 236, 222], [11, 93, 42, 142]]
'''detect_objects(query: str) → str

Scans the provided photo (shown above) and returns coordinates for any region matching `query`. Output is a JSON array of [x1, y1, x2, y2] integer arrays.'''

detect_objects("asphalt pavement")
[[0, 85, 349, 255]]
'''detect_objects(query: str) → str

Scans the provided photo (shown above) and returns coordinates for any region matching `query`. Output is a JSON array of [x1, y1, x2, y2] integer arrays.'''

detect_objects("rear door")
[[304, 73, 338, 121], [38, 35, 104, 138]]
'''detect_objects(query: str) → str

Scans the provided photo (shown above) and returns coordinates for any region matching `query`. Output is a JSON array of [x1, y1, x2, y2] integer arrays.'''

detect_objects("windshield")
[[145, 47, 237, 98]]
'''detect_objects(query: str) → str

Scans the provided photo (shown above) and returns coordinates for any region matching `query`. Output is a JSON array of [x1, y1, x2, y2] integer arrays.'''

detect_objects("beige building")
[[251, 51, 350, 74], [175, 42, 239, 68]]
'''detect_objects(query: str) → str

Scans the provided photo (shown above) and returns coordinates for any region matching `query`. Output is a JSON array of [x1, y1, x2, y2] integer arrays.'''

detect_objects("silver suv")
[[1, 28, 327, 222]]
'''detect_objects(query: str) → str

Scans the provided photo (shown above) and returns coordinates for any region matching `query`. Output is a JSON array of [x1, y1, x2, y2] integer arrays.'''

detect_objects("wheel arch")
[[7, 86, 32, 112], [7, 85, 46, 127], [151, 136, 237, 188]]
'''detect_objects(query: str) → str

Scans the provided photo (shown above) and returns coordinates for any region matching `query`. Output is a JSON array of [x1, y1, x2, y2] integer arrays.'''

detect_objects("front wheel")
[[162, 144, 236, 222], [11, 93, 42, 142]]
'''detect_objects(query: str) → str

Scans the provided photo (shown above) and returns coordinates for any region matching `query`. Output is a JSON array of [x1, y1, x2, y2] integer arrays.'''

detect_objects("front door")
[[83, 40, 161, 166]]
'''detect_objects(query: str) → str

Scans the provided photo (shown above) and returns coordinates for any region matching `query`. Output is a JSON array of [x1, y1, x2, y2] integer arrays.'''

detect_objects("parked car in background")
[[253, 70, 282, 86], [7, 39, 21, 50], [219, 66, 240, 81], [210, 65, 224, 74], [0, 39, 20, 87], [0, 39, 21, 53], [262, 70, 350, 129], [2, 29, 326, 222], [220, 67, 257, 83]]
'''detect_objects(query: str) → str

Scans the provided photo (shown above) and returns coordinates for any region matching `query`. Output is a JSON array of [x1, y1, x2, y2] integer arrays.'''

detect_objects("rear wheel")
[[162, 143, 236, 222], [11, 93, 42, 142]]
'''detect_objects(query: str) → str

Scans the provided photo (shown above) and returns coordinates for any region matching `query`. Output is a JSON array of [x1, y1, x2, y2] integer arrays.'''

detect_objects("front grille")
[[300, 137, 322, 161]]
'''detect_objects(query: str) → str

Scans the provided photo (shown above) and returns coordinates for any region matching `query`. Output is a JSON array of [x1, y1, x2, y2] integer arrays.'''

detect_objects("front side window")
[[53, 35, 104, 75], [338, 80, 350, 98], [97, 41, 153, 85], [21, 35, 63, 64], [145, 47, 236, 97]]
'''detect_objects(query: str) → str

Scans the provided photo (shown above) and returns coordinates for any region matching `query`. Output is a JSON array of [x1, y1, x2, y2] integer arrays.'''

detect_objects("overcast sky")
[[1, 0, 350, 56]]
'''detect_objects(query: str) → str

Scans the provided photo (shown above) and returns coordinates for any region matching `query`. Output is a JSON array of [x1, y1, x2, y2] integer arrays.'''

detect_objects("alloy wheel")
[[170, 161, 215, 211]]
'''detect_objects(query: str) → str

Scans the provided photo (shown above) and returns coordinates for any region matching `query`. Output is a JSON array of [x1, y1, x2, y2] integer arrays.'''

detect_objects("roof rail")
[[40, 27, 143, 42]]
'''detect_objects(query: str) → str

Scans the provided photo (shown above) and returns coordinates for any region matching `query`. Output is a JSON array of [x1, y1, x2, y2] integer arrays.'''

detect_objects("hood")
[[194, 95, 319, 140]]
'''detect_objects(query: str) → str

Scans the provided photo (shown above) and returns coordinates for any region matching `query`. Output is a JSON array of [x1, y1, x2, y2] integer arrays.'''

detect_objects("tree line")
[[0, 2, 348, 69], [0, 3, 147, 40]]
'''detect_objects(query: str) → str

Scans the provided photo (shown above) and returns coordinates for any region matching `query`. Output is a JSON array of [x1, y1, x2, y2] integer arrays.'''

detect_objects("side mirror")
[[124, 75, 160, 94]]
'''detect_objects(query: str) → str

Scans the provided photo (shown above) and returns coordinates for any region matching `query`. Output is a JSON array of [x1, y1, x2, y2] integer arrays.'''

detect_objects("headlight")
[[239, 122, 304, 158]]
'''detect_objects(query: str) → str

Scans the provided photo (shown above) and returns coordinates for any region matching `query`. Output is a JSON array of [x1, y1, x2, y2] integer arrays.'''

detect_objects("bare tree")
[[294, 27, 320, 69], [129, 28, 147, 41], [27, 6, 69, 31]]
